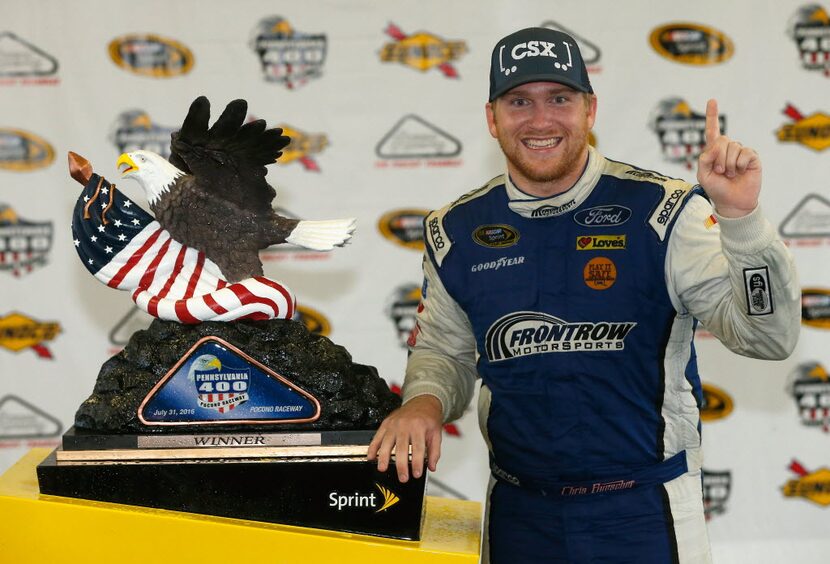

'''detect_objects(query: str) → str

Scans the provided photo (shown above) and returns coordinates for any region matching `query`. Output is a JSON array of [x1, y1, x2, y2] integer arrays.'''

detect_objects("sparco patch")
[[583, 257, 617, 290], [0, 128, 54, 171], [777, 104, 830, 152], [485, 311, 636, 361], [380, 23, 467, 78], [378, 209, 428, 251], [573, 205, 632, 227], [249, 17, 326, 89], [0, 204, 52, 277], [649, 23, 734, 66], [788, 4, 830, 78], [801, 288, 830, 328], [108, 34, 194, 78], [744, 267, 774, 316], [473, 225, 519, 248], [576, 235, 626, 251]]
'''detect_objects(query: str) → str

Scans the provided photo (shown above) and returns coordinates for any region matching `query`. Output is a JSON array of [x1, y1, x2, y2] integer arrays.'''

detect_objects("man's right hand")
[[367, 394, 444, 483]]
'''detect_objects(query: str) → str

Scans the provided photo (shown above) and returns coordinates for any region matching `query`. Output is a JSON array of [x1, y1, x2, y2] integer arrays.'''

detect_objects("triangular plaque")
[[779, 193, 830, 238], [139, 336, 320, 426], [0, 395, 62, 439], [375, 115, 461, 159]]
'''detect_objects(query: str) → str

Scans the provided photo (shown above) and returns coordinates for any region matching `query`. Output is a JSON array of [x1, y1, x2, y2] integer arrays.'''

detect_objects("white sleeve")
[[666, 194, 800, 360], [401, 254, 478, 423]]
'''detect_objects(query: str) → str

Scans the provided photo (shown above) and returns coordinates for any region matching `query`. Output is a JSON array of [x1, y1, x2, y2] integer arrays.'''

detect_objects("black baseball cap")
[[489, 27, 593, 102]]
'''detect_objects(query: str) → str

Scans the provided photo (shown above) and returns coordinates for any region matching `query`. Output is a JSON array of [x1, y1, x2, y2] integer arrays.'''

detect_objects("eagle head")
[[116, 150, 184, 205]]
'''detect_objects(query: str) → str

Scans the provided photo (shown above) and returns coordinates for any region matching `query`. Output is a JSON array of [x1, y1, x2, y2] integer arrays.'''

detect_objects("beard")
[[494, 124, 591, 185]]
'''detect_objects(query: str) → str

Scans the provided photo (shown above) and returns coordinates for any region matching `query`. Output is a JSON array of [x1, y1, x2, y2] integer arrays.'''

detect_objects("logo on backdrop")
[[776, 104, 830, 152], [787, 4, 830, 77], [541, 21, 602, 73], [0, 312, 60, 359], [0, 32, 59, 85], [108, 34, 194, 78], [802, 288, 830, 328], [328, 483, 400, 513], [702, 469, 732, 520], [700, 382, 734, 422], [249, 17, 326, 89], [779, 193, 830, 244], [649, 22, 734, 66], [380, 23, 467, 78], [274, 124, 328, 171], [386, 284, 421, 348], [0, 128, 55, 171], [788, 362, 830, 433], [109, 110, 177, 159], [782, 459, 830, 507], [0, 205, 52, 277], [293, 304, 331, 337], [375, 115, 462, 167], [649, 98, 725, 169], [378, 209, 427, 251], [0, 395, 62, 442]]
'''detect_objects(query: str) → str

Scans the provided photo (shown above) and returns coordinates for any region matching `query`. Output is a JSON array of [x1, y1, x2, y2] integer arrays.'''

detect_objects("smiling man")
[[368, 27, 800, 563]]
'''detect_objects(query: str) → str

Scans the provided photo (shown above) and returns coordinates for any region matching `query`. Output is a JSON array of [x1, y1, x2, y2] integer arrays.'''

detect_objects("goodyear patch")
[[0, 128, 54, 171], [576, 235, 626, 251], [473, 225, 519, 248], [380, 23, 467, 77], [249, 17, 326, 89], [0, 204, 53, 277], [292, 304, 331, 336], [276, 124, 328, 170], [782, 459, 830, 506], [700, 382, 734, 422], [378, 209, 428, 251], [788, 4, 830, 77], [777, 104, 830, 152], [0, 312, 60, 358], [649, 23, 734, 66], [108, 34, 194, 78], [802, 288, 830, 328], [583, 257, 617, 290]]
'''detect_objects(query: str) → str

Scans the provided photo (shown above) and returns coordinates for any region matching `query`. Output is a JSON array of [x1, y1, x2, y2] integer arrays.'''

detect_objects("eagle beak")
[[206, 358, 222, 370], [116, 153, 138, 176]]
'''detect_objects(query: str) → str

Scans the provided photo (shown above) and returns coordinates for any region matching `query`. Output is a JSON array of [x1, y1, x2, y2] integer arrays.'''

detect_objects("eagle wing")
[[168, 96, 290, 212]]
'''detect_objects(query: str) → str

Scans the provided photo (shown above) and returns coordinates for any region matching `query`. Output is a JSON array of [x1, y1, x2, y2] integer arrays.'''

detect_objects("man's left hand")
[[696, 98, 762, 218]]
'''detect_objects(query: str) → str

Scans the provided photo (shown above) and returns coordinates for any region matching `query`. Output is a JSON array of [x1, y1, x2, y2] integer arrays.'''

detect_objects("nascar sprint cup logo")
[[485, 311, 636, 361]]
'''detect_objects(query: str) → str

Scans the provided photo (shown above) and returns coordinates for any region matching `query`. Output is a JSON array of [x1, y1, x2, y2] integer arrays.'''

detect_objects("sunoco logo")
[[779, 194, 830, 241], [788, 4, 830, 77], [0, 395, 62, 440], [0, 312, 60, 359], [275, 124, 328, 170], [700, 382, 734, 422], [386, 284, 421, 348], [702, 469, 731, 520], [378, 209, 428, 251], [0, 32, 59, 84], [650, 98, 725, 169], [649, 23, 734, 66], [777, 104, 830, 152], [108, 34, 194, 78], [292, 305, 331, 337], [380, 23, 467, 78], [0, 204, 52, 277], [375, 114, 462, 167], [485, 311, 636, 362], [542, 21, 601, 73], [329, 483, 400, 513], [0, 128, 54, 171], [249, 17, 326, 89], [473, 225, 519, 248], [573, 205, 632, 227], [782, 459, 830, 507], [802, 288, 830, 328], [576, 235, 626, 251], [787, 362, 830, 433], [109, 110, 176, 159]]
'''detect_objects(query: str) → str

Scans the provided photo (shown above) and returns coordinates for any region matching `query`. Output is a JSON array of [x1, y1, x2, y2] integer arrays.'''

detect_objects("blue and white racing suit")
[[403, 147, 800, 563]]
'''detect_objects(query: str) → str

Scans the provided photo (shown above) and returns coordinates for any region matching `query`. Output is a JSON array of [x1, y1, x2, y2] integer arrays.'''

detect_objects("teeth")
[[524, 138, 560, 149]]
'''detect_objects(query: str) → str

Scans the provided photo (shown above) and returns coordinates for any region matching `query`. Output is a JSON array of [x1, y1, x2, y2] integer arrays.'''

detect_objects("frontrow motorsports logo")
[[0, 128, 54, 171], [788, 362, 830, 432], [779, 193, 830, 242], [650, 98, 725, 169], [542, 21, 601, 73], [649, 22, 734, 66], [485, 312, 636, 361], [702, 469, 731, 520], [380, 23, 466, 78], [250, 17, 326, 89], [108, 34, 194, 78], [787, 4, 830, 77], [802, 288, 830, 328], [329, 483, 400, 513], [0, 395, 62, 443], [777, 104, 830, 151], [378, 209, 427, 251], [0, 312, 60, 358], [387, 284, 421, 348], [782, 459, 830, 507], [0, 205, 52, 276], [0, 32, 59, 85], [276, 124, 328, 170], [700, 382, 734, 422], [109, 110, 176, 159], [375, 115, 462, 167]]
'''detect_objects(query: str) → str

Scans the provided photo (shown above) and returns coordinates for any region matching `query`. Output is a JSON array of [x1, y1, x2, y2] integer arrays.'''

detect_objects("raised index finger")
[[705, 98, 721, 146]]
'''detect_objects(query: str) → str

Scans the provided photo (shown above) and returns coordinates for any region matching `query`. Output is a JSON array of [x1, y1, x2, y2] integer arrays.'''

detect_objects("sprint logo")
[[328, 483, 400, 513]]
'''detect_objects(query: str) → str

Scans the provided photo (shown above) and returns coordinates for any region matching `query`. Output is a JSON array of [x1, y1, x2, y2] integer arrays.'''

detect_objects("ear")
[[586, 95, 598, 130], [485, 101, 498, 139]]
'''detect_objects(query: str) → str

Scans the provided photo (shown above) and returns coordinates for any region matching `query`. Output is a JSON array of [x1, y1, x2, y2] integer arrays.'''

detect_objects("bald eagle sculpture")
[[115, 96, 354, 282]]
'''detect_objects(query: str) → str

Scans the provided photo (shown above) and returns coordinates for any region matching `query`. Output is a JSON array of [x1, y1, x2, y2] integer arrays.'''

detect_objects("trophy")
[[36, 97, 425, 540]]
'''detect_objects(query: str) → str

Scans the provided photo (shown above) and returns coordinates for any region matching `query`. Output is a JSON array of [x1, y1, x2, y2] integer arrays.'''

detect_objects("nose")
[[526, 105, 556, 131]]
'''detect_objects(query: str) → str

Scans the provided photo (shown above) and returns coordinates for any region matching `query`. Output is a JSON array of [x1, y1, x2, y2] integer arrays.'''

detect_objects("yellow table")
[[0, 449, 481, 563]]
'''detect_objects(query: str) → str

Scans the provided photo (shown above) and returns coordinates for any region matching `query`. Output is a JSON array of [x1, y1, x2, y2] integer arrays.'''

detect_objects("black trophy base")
[[37, 449, 426, 540]]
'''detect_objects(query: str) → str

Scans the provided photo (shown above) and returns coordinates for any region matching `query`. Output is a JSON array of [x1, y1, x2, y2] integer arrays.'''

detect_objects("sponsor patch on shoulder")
[[744, 267, 773, 316], [473, 224, 519, 248], [648, 182, 691, 240]]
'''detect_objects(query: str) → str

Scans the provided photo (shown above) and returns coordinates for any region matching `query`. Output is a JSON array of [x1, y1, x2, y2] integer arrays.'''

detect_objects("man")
[[368, 27, 800, 563]]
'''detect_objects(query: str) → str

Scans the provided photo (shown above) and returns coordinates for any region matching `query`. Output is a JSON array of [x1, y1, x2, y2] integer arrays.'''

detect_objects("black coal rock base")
[[74, 318, 401, 433], [37, 450, 426, 540]]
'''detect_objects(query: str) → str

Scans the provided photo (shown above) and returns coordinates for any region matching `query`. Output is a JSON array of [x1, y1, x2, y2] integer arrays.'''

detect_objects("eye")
[[553, 95, 569, 104], [509, 97, 529, 107]]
